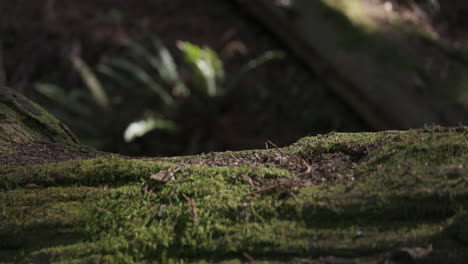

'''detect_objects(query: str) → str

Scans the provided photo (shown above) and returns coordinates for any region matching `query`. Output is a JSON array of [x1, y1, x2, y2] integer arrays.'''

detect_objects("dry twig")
[[245, 183, 281, 197], [182, 194, 198, 224]]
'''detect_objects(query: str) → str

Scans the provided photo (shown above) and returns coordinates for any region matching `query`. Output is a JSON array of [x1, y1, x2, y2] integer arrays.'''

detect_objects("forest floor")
[[1, 125, 467, 263]]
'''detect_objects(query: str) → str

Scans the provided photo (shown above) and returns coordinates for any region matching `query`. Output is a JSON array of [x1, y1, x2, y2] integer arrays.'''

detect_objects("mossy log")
[[0, 87, 78, 146], [1, 87, 468, 263]]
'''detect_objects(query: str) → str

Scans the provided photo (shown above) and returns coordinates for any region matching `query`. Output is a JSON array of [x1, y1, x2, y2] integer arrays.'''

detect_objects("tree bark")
[[0, 86, 78, 145], [236, 0, 468, 129]]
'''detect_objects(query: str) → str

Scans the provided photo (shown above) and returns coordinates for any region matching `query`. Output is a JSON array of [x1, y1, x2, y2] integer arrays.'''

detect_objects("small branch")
[[242, 252, 255, 263], [267, 139, 311, 170], [182, 194, 198, 224], [240, 174, 256, 187], [266, 139, 284, 153], [245, 183, 281, 197]]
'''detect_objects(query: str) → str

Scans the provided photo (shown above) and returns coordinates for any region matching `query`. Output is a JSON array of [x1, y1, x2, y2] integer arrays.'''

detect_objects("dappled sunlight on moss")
[[1, 126, 467, 262], [320, 0, 378, 32]]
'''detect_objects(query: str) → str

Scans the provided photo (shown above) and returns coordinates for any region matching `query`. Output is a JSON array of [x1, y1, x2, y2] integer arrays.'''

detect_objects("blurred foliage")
[[70, 55, 110, 110], [21, 0, 464, 156], [35, 33, 284, 154], [35, 57, 113, 149], [177, 41, 225, 97]]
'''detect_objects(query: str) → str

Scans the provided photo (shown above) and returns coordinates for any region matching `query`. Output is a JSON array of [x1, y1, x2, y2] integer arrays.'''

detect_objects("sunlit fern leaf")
[[97, 63, 136, 89], [177, 41, 225, 97], [122, 39, 171, 80], [122, 36, 190, 97], [150, 36, 190, 97], [124, 117, 178, 143], [35, 83, 97, 136], [103, 57, 174, 106], [225, 50, 285, 92], [70, 55, 110, 110]]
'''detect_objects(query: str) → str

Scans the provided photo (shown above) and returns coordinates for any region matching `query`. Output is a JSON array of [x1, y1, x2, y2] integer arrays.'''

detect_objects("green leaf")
[[122, 35, 190, 97], [98, 63, 137, 89], [34, 83, 91, 117], [70, 55, 110, 110], [123, 117, 178, 143], [177, 41, 225, 97], [104, 57, 174, 106]]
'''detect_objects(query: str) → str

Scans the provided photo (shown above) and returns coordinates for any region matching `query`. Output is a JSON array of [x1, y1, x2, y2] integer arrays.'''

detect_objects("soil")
[[173, 149, 364, 190], [0, 136, 372, 191], [144, 139, 375, 193], [0, 141, 100, 166], [173, 146, 367, 178]]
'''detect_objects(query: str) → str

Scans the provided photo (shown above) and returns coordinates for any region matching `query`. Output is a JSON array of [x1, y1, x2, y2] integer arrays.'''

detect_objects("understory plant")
[[35, 55, 113, 149], [36, 32, 284, 154], [103, 33, 284, 147]]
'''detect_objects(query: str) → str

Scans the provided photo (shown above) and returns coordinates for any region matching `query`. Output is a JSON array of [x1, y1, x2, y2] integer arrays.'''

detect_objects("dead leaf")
[[25, 183, 40, 189], [93, 204, 109, 213], [150, 170, 175, 182], [401, 244, 433, 258]]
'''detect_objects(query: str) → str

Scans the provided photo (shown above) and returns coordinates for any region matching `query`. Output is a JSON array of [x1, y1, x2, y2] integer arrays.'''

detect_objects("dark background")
[[1, 0, 467, 156]]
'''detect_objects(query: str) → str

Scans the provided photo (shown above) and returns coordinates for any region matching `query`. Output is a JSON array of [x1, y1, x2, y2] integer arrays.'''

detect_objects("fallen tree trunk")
[[1, 87, 467, 263], [236, 0, 468, 130], [0, 86, 78, 145]]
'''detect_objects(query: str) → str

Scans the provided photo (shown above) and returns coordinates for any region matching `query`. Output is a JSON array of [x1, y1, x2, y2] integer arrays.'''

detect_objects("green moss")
[[291, 130, 388, 157], [1, 127, 467, 263], [0, 155, 177, 190], [0, 186, 107, 262], [0, 87, 78, 145]]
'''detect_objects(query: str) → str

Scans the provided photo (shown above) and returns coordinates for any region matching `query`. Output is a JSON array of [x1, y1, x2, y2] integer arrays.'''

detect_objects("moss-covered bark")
[[1, 110, 467, 263], [0, 87, 78, 146]]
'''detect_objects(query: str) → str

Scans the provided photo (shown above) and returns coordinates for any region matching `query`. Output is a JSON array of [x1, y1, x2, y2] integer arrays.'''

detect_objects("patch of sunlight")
[[320, 0, 379, 32]]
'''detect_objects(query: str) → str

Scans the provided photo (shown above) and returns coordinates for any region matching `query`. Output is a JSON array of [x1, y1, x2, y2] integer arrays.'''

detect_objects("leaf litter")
[[163, 142, 373, 194]]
